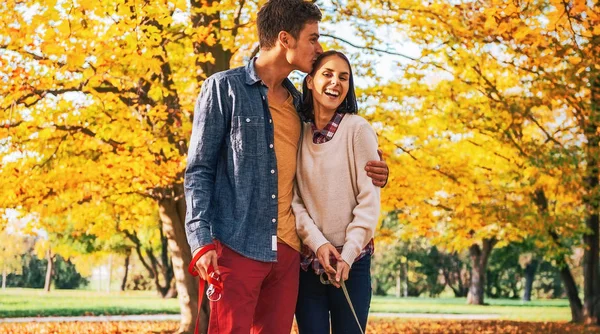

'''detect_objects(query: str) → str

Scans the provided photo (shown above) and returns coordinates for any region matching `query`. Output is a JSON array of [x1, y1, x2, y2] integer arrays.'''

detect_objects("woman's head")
[[300, 51, 358, 121]]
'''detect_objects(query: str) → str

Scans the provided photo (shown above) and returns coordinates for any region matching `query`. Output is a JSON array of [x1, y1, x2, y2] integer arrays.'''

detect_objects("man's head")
[[257, 0, 323, 73]]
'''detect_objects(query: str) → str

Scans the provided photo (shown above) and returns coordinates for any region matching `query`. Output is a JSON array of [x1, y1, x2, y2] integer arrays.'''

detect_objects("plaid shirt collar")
[[311, 112, 345, 144]]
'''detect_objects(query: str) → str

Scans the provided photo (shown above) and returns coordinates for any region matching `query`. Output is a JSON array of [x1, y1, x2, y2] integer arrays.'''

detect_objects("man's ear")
[[278, 31, 293, 49]]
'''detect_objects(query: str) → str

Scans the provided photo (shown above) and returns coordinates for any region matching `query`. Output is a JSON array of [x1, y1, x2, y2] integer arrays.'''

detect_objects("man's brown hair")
[[257, 0, 322, 49]]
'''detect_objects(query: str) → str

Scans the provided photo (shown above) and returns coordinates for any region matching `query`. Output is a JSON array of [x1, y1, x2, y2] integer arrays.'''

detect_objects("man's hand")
[[316, 243, 341, 277], [193, 247, 219, 280], [365, 149, 389, 187]]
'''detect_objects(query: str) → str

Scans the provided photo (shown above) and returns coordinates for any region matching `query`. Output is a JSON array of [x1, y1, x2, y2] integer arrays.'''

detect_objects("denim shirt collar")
[[244, 57, 302, 111], [244, 57, 262, 85]]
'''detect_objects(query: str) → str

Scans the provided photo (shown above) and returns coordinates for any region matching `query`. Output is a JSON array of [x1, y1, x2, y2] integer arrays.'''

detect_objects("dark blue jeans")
[[295, 254, 372, 334]]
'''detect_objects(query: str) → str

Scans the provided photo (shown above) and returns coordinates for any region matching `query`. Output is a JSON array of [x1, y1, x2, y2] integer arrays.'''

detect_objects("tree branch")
[[34, 135, 68, 169], [46, 124, 124, 149], [321, 33, 418, 61]]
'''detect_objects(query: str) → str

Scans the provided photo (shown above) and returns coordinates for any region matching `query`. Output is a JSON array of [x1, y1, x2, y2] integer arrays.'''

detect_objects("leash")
[[320, 273, 364, 334], [188, 244, 223, 334]]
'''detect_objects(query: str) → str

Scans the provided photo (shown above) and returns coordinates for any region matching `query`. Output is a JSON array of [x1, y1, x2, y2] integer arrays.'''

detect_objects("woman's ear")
[[306, 75, 314, 90]]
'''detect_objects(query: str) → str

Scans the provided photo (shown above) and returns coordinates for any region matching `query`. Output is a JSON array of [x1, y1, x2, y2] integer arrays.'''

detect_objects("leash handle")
[[189, 244, 224, 334], [188, 244, 216, 277]]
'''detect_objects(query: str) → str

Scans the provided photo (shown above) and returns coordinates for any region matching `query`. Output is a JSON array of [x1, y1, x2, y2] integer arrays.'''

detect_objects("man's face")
[[287, 22, 323, 73]]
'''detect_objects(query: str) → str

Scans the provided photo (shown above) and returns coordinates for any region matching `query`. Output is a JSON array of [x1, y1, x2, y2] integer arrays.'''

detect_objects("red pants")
[[208, 241, 300, 334]]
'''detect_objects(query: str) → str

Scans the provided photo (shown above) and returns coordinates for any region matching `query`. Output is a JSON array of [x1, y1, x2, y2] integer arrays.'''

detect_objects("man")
[[184, 0, 389, 332]]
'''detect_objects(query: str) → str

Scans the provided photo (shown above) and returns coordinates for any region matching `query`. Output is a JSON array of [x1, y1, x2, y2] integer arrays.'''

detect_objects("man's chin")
[[299, 64, 313, 74]]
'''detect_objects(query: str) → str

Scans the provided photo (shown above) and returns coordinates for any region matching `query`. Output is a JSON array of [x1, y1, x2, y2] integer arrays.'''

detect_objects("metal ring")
[[319, 273, 332, 285], [207, 292, 222, 302], [206, 286, 222, 302]]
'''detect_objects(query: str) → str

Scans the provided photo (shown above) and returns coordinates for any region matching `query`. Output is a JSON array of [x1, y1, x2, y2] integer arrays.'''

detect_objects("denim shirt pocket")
[[232, 116, 266, 157]]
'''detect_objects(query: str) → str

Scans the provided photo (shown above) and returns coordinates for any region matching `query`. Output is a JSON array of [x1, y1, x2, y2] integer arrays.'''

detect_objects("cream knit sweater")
[[292, 114, 381, 266]]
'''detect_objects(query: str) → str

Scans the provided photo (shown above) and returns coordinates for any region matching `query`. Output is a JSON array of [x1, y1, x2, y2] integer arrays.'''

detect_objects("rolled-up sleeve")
[[184, 76, 228, 253]]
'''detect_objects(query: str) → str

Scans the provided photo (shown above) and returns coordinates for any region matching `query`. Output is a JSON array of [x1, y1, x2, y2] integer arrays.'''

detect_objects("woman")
[[292, 50, 381, 334]]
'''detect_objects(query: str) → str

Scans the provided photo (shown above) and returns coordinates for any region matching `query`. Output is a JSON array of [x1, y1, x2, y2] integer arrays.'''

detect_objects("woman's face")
[[307, 55, 351, 113]]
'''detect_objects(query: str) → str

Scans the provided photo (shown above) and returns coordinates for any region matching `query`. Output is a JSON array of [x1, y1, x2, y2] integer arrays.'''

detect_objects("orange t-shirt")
[[270, 94, 301, 252]]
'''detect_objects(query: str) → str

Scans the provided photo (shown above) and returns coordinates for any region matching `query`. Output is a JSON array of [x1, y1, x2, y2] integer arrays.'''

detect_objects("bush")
[[6, 254, 88, 289], [54, 256, 88, 289], [6, 254, 46, 288]]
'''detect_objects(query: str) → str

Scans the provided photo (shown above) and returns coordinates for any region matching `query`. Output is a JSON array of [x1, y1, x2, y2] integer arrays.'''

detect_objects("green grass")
[[0, 288, 572, 322], [0, 288, 180, 317], [371, 296, 571, 322]]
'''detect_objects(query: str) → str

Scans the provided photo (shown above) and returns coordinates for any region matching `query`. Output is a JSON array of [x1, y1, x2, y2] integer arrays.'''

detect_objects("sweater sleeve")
[[292, 181, 330, 253], [341, 121, 381, 266]]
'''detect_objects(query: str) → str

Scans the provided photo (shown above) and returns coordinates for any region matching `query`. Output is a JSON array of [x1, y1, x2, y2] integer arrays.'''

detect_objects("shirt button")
[[272, 218, 276, 223], [269, 144, 274, 148], [271, 169, 275, 174], [269, 119, 272, 123], [262, 96, 265, 101], [271, 194, 276, 199], [246, 118, 251, 123]]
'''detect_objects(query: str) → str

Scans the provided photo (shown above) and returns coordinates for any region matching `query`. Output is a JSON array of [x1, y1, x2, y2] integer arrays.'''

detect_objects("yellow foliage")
[[0, 0, 249, 258], [338, 0, 593, 255]]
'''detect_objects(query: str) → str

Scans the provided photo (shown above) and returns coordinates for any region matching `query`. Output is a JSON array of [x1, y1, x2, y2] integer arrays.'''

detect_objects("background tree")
[[334, 0, 598, 321], [0, 0, 259, 331], [0, 230, 29, 289]]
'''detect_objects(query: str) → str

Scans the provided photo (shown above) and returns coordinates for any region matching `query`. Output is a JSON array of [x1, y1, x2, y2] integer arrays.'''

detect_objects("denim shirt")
[[184, 58, 302, 262]]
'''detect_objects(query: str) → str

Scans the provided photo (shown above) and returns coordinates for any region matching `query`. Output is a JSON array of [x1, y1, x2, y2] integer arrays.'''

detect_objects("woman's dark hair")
[[299, 50, 358, 122]]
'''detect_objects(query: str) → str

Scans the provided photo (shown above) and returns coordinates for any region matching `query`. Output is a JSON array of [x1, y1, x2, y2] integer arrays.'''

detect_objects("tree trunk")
[[395, 269, 401, 298], [121, 250, 131, 291], [534, 188, 586, 322], [107, 253, 113, 293], [558, 257, 585, 323], [467, 239, 496, 305], [403, 262, 409, 297], [159, 223, 176, 297], [467, 247, 484, 305], [443, 253, 469, 297], [158, 183, 209, 334], [44, 248, 53, 292], [173, 2, 234, 331], [583, 78, 600, 325], [166, 276, 179, 299], [2, 264, 6, 289], [166, 3, 234, 330], [522, 259, 538, 302], [124, 230, 173, 298], [582, 206, 600, 325]]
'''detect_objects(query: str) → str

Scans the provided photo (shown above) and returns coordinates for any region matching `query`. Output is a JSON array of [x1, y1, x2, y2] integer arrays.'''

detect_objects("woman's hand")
[[335, 260, 350, 285], [316, 243, 342, 277]]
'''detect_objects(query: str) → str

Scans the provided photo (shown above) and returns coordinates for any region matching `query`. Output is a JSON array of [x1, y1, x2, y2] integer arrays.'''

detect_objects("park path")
[[0, 313, 500, 323]]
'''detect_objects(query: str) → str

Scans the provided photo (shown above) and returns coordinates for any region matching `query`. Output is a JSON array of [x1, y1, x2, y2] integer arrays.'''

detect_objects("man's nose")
[[316, 43, 323, 55]]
